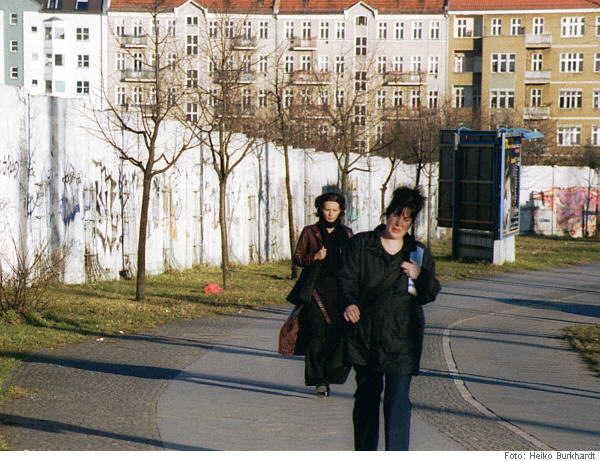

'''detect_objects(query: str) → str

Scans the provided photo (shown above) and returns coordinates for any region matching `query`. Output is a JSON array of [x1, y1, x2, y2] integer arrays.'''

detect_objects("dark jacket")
[[337, 225, 441, 375], [287, 223, 353, 306]]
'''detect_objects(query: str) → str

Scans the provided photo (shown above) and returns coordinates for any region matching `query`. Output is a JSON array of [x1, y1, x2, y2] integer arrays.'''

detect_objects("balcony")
[[525, 34, 552, 48], [381, 106, 421, 120], [523, 105, 550, 120], [384, 71, 426, 86], [524, 70, 551, 84], [289, 70, 332, 85], [120, 35, 148, 48], [289, 37, 317, 51], [121, 69, 155, 82], [212, 70, 256, 84], [290, 104, 329, 119], [232, 36, 257, 50]]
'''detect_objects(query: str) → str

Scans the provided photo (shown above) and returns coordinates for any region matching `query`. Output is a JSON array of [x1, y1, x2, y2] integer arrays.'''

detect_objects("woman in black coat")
[[338, 186, 441, 451], [288, 192, 353, 396]]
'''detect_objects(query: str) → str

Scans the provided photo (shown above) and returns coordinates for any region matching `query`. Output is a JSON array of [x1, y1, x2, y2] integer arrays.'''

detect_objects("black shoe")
[[316, 384, 330, 397]]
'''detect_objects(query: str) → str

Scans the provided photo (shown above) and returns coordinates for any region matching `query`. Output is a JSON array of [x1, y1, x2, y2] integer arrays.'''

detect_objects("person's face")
[[321, 201, 342, 223], [385, 208, 413, 240]]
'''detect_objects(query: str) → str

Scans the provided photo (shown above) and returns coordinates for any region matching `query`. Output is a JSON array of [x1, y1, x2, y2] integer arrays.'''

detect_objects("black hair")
[[384, 186, 424, 221], [315, 192, 346, 218]]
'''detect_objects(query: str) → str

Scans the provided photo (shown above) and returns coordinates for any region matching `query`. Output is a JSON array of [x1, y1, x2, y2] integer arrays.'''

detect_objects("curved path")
[[2, 264, 600, 450]]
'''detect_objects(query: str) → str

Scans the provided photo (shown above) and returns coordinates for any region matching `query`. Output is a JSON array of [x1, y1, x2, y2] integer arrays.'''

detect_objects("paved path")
[[2, 264, 600, 450]]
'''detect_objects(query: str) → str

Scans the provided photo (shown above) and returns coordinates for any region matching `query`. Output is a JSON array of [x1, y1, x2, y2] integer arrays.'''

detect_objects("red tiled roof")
[[109, 0, 445, 13], [448, 0, 599, 11]]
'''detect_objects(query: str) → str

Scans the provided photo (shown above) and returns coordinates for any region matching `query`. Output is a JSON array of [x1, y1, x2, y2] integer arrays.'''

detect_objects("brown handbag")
[[278, 305, 304, 356]]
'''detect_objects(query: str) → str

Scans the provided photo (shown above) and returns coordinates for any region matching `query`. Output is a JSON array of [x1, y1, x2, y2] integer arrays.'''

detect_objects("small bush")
[[0, 240, 67, 317]]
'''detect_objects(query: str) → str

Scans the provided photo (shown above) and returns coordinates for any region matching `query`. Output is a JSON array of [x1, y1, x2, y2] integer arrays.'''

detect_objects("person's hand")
[[314, 247, 327, 261], [344, 304, 361, 323], [401, 259, 421, 280]]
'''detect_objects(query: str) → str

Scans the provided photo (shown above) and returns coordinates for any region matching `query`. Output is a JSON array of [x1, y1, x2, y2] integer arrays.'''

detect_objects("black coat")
[[337, 225, 441, 375]]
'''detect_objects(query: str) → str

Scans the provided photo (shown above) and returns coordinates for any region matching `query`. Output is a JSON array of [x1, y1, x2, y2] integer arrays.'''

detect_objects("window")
[[335, 56, 344, 75], [133, 20, 143, 37], [318, 55, 329, 72], [591, 126, 600, 146], [300, 88, 311, 106], [54, 54, 64, 66], [300, 55, 311, 71], [561, 17, 585, 37], [355, 37, 367, 56], [116, 19, 125, 37], [354, 105, 366, 126], [393, 56, 403, 72], [428, 55, 439, 74], [116, 87, 126, 105], [378, 22, 388, 40], [393, 89, 403, 107], [32, 26, 38, 32], [531, 53, 543, 71], [186, 102, 198, 122], [376, 90, 386, 109], [258, 56, 267, 73], [530, 88, 542, 107], [355, 71, 367, 91], [395, 22, 405, 39], [224, 21, 233, 38], [285, 21, 294, 40], [410, 89, 421, 107], [167, 20, 176, 37], [558, 89, 582, 109], [133, 52, 143, 71], [10, 41, 18, 53], [77, 81, 89, 94], [55, 27, 65, 39], [241, 88, 252, 110], [186, 35, 198, 55], [75, 0, 88, 11], [285, 56, 294, 73], [242, 21, 252, 39], [356, 16, 367, 26], [45, 26, 53, 40], [429, 21, 440, 40], [10, 13, 18, 25], [336, 21, 345, 39], [56, 81, 65, 92], [319, 21, 329, 40], [510, 18, 522, 35], [208, 21, 217, 38], [490, 89, 514, 108], [428, 90, 438, 108], [258, 89, 267, 108], [115, 53, 125, 71], [284, 89, 294, 108], [186, 69, 198, 88], [411, 56, 422, 72], [412, 21, 422, 40], [490, 18, 502, 36], [559, 53, 583, 73], [186, 15, 198, 26], [259, 21, 269, 39], [167, 53, 176, 70], [377, 56, 387, 74], [533, 17, 544, 35], [595, 53, 600, 72], [45, 54, 52, 67], [10, 67, 18, 79], [593, 90, 600, 109], [319, 90, 329, 106], [491, 53, 515, 73], [76, 27, 89, 41], [301, 21, 311, 39], [455, 18, 472, 38], [208, 89, 218, 107], [45, 80, 52, 93], [557, 126, 581, 146], [78, 54, 89, 68], [455, 54, 464, 73], [336, 90, 344, 107], [32, 79, 38, 86], [596, 17, 600, 36]]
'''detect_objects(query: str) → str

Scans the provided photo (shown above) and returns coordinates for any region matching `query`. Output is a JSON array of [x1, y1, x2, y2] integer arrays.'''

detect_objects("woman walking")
[[287, 192, 353, 396], [338, 186, 441, 450]]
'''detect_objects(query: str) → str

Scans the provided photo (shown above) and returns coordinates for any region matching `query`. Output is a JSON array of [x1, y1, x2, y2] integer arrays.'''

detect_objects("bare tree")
[[90, 0, 199, 300], [183, 12, 262, 289]]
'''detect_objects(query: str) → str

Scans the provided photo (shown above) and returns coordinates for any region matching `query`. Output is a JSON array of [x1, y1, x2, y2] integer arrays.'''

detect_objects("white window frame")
[[395, 21, 405, 39], [393, 89, 403, 107], [428, 90, 438, 108], [76, 27, 89, 41], [335, 56, 344, 75], [561, 17, 585, 37], [355, 36, 367, 56], [258, 56, 268, 73], [10, 66, 18, 79], [429, 21, 440, 40], [320, 21, 329, 40], [376, 89, 386, 109], [531, 53, 543, 71], [455, 18, 473, 38], [377, 56, 387, 74], [559, 53, 583, 73], [76, 80, 89, 94], [591, 126, 600, 146], [490, 89, 514, 108], [594, 53, 600, 73], [258, 89, 267, 108], [533, 17, 544, 35], [301, 21, 312, 40], [491, 53, 515, 73], [557, 126, 581, 146], [510, 18, 522, 35], [455, 54, 464, 73], [593, 90, 600, 109], [10, 40, 18, 53], [491, 18, 502, 36], [410, 89, 421, 108], [116, 87, 126, 106], [411, 55, 422, 72], [10, 13, 18, 25], [335, 21, 345, 40], [259, 21, 269, 39], [558, 89, 582, 109], [378, 22, 388, 40], [285, 21, 295, 40], [530, 88, 542, 107], [412, 21, 423, 40], [428, 55, 439, 74], [78, 54, 89, 68], [393, 56, 403, 72]]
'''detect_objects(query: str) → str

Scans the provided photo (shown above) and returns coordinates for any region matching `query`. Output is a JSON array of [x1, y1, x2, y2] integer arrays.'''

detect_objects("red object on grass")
[[204, 283, 222, 294]]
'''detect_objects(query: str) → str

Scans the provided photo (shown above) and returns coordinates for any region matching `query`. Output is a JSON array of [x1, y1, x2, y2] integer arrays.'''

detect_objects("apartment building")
[[1, 0, 42, 86], [106, 0, 447, 137], [447, 0, 600, 156], [22, 0, 107, 99]]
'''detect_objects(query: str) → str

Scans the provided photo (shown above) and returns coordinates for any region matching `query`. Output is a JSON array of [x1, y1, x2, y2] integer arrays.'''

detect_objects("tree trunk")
[[135, 169, 153, 301], [283, 145, 298, 279], [218, 175, 231, 289]]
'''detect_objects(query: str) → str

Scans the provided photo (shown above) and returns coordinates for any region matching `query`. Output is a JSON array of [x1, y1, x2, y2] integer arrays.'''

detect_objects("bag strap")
[[312, 290, 332, 325], [366, 245, 423, 300]]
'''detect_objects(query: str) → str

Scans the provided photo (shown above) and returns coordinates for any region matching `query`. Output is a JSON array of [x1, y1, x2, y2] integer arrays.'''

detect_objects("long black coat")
[[337, 225, 441, 375]]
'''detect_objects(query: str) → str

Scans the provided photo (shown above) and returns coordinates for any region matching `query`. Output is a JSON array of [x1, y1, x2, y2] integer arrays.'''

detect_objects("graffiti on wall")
[[61, 162, 82, 227], [532, 186, 600, 237]]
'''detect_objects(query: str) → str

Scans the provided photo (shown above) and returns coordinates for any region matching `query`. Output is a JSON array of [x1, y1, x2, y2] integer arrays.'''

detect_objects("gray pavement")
[[1, 263, 600, 450]]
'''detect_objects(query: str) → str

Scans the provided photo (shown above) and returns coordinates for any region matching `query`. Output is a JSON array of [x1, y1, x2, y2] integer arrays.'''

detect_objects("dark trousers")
[[352, 365, 412, 451]]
